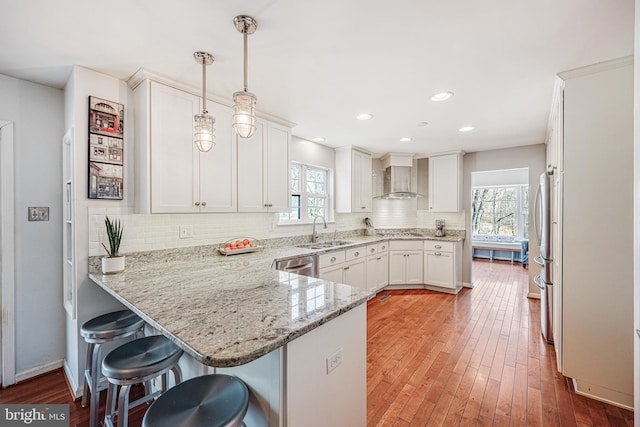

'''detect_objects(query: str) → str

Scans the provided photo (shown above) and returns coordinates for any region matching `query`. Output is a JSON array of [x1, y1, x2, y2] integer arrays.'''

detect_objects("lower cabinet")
[[424, 240, 462, 291], [318, 248, 366, 288], [366, 243, 388, 292], [388, 240, 423, 286]]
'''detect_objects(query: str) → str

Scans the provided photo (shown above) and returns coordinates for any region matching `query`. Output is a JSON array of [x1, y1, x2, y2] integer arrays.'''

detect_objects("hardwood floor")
[[0, 260, 633, 426], [367, 260, 633, 426]]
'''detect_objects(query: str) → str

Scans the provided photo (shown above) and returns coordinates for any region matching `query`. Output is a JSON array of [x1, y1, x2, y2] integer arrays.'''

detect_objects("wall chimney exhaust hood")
[[378, 153, 423, 199]]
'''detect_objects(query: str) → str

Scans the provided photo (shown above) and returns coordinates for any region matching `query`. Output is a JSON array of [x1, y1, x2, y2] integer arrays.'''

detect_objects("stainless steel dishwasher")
[[275, 255, 318, 277]]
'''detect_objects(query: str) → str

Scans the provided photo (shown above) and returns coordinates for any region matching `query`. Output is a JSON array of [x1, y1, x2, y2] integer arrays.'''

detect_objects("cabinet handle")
[[195, 202, 200, 206], [370, 248, 375, 253], [268, 203, 273, 207], [354, 251, 360, 257], [344, 266, 350, 270], [435, 245, 442, 249], [330, 257, 337, 262], [361, 207, 366, 209], [381, 246, 386, 250], [435, 252, 442, 256], [202, 202, 207, 207], [377, 257, 382, 261]]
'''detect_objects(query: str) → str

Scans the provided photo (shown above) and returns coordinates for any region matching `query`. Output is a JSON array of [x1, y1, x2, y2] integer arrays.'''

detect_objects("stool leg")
[[104, 382, 117, 427], [88, 343, 102, 427], [171, 364, 183, 386], [81, 342, 95, 407], [116, 384, 132, 427]]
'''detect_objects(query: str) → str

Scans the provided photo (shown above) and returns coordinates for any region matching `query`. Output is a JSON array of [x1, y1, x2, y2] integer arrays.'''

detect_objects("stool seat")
[[142, 374, 249, 427], [81, 310, 145, 341], [102, 335, 182, 380]]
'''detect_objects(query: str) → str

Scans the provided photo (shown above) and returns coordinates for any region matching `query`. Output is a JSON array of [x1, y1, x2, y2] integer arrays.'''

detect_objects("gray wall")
[[463, 144, 546, 295], [0, 74, 65, 376]]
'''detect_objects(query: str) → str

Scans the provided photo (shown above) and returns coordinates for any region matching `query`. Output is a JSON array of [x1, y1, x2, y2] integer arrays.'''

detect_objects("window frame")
[[471, 184, 529, 240], [278, 162, 333, 224]]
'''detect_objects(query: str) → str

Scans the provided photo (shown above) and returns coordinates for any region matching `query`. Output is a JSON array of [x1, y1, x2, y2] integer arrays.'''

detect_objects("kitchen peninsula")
[[88, 231, 464, 426]]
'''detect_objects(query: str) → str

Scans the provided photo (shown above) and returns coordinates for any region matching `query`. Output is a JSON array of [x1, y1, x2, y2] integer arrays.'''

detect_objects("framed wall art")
[[88, 96, 124, 199]]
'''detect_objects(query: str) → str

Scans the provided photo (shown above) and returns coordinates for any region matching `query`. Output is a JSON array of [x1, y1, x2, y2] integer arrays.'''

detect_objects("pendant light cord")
[[243, 26, 249, 92], [202, 60, 208, 113]]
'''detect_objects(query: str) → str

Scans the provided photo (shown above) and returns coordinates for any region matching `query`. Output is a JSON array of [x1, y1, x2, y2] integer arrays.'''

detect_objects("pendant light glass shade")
[[233, 90, 257, 138], [194, 112, 215, 152], [193, 51, 215, 152], [233, 15, 258, 139]]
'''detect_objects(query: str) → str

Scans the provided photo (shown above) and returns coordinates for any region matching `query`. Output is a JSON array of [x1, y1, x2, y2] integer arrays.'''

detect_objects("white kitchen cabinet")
[[133, 80, 236, 213], [388, 240, 423, 286], [428, 152, 463, 212], [335, 147, 372, 213], [366, 243, 389, 292], [423, 240, 462, 292], [318, 248, 366, 288], [237, 120, 290, 212]]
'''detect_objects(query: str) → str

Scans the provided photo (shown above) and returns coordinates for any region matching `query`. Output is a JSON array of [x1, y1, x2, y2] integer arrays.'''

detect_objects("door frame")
[[1, 120, 16, 386]]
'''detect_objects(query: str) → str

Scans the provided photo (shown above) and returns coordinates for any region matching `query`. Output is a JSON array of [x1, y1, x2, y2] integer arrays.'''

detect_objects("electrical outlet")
[[326, 348, 343, 374], [179, 225, 193, 239], [28, 207, 49, 221]]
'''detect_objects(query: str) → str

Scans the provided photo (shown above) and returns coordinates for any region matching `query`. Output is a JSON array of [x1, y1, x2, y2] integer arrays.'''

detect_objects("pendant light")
[[232, 15, 258, 138], [193, 51, 215, 152]]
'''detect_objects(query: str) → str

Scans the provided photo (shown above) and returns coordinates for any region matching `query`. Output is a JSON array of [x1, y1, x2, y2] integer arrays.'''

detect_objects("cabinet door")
[[429, 153, 460, 212], [319, 264, 344, 283], [150, 83, 200, 213], [265, 123, 290, 212], [199, 101, 237, 212], [352, 151, 372, 212], [405, 252, 424, 285], [344, 259, 366, 289], [388, 251, 406, 285], [237, 121, 266, 212], [367, 253, 389, 291], [424, 251, 454, 288]]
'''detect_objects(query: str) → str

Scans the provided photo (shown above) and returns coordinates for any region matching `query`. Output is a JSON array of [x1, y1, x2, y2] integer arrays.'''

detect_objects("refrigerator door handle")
[[534, 183, 542, 245], [533, 255, 544, 266], [533, 274, 545, 290]]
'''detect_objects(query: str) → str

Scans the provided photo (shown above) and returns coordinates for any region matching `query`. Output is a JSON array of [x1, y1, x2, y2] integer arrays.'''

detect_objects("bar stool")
[[142, 374, 249, 427], [81, 310, 146, 427], [102, 335, 184, 427]]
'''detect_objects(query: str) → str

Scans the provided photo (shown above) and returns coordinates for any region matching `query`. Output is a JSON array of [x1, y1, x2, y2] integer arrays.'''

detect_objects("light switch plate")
[[28, 207, 49, 221]]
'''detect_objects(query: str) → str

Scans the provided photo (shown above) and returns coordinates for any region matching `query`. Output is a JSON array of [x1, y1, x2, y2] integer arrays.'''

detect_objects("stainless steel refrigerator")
[[533, 171, 553, 344]]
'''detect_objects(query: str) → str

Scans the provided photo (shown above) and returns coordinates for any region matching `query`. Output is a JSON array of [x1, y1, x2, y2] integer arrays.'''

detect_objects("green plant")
[[102, 216, 123, 257]]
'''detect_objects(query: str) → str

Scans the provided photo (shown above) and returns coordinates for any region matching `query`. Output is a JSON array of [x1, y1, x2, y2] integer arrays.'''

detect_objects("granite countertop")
[[88, 229, 465, 368]]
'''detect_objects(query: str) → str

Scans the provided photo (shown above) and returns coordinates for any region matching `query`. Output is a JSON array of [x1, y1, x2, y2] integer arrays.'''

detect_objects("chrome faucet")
[[311, 215, 327, 243]]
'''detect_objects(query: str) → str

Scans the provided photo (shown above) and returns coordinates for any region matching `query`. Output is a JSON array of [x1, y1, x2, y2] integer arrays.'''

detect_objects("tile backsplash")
[[89, 204, 465, 256]]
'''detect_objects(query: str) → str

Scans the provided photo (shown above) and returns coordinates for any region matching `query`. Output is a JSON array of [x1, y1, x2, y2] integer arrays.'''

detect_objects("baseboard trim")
[[15, 359, 64, 383], [63, 360, 81, 399], [527, 292, 541, 299], [572, 378, 633, 411], [463, 281, 473, 288]]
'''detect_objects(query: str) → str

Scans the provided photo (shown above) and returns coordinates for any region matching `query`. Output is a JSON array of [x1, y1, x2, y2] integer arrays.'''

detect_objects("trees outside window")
[[471, 185, 529, 239]]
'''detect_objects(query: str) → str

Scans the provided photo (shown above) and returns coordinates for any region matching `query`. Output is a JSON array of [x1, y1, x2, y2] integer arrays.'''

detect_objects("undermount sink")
[[296, 240, 354, 249]]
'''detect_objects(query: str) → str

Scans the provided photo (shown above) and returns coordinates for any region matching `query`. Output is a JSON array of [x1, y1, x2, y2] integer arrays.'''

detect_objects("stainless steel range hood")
[[378, 154, 423, 199]]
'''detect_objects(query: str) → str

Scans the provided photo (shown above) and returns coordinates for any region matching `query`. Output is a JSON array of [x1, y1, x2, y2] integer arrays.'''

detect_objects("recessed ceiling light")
[[431, 91, 454, 102], [458, 126, 475, 132], [399, 137, 412, 142], [356, 113, 373, 120], [312, 137, 325, 142]]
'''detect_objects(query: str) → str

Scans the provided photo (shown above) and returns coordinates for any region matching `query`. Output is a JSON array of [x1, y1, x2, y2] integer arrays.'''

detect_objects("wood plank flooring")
[[367, 260, 634, 426], [0, 260, 633, 426]]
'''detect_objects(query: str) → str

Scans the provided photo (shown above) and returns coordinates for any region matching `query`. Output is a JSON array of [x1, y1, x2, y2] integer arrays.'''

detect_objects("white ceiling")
[[1, 0, 634, 157]]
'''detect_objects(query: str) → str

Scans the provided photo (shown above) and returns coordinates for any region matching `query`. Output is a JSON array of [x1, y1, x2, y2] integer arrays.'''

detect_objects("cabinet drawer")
[[318, 250, 346, 269], [424, 240, 454, 252], [389, 240, 423, 251], [345, 247, 366, 262]]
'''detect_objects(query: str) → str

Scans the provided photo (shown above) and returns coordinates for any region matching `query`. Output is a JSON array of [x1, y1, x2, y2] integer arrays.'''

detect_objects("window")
[[279, 162, 331, 223], [471, 185, 529, 239]]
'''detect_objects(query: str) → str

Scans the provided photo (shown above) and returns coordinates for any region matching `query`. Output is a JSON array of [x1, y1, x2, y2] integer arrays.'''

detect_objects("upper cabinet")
[[335, 147, 373, 213], [237, 120, 290, 212], [131, 76, 291, 214], [428, 152, 463, 212], [134, 80, 236, 213]]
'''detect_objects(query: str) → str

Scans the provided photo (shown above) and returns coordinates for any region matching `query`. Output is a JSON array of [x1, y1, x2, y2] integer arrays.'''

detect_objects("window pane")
[[305, 167, 327, 196], [290, 165, 300, 193], [471, 187, 521, 237]]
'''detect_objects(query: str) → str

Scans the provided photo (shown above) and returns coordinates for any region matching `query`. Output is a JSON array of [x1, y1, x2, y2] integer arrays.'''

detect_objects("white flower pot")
[[102, 256, 125, 274]]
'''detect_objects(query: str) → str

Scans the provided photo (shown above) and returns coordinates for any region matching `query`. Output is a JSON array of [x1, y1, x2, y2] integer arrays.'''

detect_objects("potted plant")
[[101, 216, 125, 274]]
